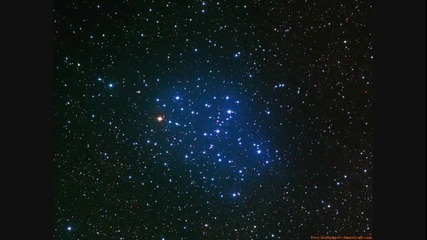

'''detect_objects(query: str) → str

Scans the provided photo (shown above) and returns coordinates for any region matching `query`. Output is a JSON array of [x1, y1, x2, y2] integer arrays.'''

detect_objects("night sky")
[[54, 0, 373, 239]]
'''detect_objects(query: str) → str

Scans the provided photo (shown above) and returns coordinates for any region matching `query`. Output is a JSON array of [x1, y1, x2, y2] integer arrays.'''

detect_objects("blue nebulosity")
[[149, 80, 277, 197]]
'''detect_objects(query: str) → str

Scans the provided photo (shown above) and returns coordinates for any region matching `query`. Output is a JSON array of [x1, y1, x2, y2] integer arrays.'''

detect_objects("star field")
[[54, 0, 373, 239]]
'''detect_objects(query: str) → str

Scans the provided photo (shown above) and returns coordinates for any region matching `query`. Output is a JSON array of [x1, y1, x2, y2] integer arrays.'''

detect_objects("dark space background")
[[53, 0, 373, 239]]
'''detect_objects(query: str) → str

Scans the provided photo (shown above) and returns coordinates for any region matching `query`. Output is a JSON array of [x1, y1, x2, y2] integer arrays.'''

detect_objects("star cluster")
[[54, 0, 373, 239]]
